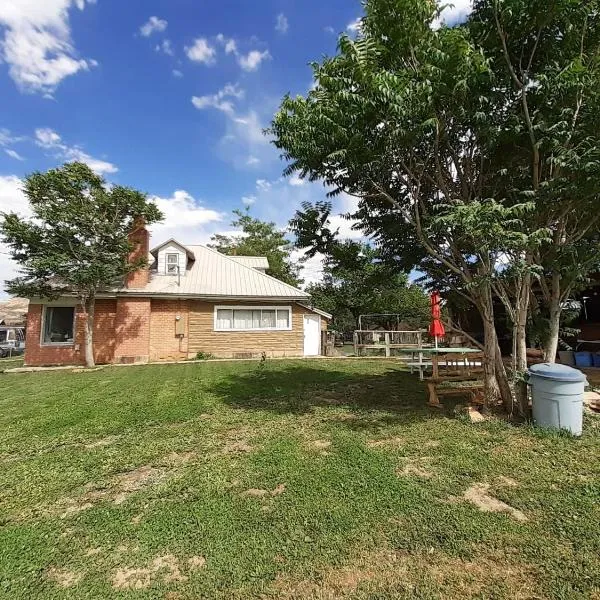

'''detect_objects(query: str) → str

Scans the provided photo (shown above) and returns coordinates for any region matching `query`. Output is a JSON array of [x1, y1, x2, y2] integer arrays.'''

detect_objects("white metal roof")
[[120, 244, 310, 300], [229, 256, 270, 270]]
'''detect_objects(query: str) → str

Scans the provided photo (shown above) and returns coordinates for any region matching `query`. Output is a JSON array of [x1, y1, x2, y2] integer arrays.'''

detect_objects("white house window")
[[214, 306, 292, 331], [42, 306, 75, 345], [166, 253, 179, 274]]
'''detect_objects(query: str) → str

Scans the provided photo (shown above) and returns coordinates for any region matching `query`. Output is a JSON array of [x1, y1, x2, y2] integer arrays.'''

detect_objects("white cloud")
[[238, 179, 364, 287], [256, 179, 272, 192], [0, 175, 30, 295], [324, 26, 335, 34], [246, 156, 260, 166], [185, 38, 216, 65], [433, 0, 473, 28], [155, 39, 174, 56], [191, 83, 244, 115], [216, 33, 237, 55], [288, 175, 305, 187], [346, 18, 362, 33], [275, 13, 289, 34], [34, 127, 118, 175], [218, 109, 272, 170], [35, 128, 61, 146], [0, 128, 24, 146], [172, 69, 183, 78], [238, 49, 271, 72], [140, 16, 168, 37], [242, 195, 256, 206], [5, 149, 24, 161], [292, 248, 326, 287], [148, 190, 225, 246], [0, 0, 97, 95]]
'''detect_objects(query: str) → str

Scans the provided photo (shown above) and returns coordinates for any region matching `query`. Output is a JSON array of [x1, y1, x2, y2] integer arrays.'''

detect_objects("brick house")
[[23, 224, 330, 366]]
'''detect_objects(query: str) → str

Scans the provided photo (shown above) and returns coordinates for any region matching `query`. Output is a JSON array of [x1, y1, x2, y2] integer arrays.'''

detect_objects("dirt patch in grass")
[[398, 463, 433, 478], [497, 476, 519, 488], [83, 435, 120, 450], [423, 439, 441, 449], [304, 439, 332, 456], [112, 554, 187, 590], [396, 456, 434, 479], [162, 451, 197, 466], [112, 466, 166, 505], [311, 391, 346, 405], [187, 556, 206, 570], [366, 436, 405, 449], [269, 548, 538, 599], [459, 483, 527, 522], [55, 465, 168, 517], [47, 567, 82, 588], [223, 441, 253, 454], [242, 483, 286, 498]]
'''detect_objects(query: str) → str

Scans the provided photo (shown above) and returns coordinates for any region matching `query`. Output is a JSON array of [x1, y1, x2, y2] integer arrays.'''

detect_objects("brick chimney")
[[126, 218, 150, 289]]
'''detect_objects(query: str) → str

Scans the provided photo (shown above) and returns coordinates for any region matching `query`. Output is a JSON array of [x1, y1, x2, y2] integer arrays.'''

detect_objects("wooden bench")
[[426, 352, 485, 407]]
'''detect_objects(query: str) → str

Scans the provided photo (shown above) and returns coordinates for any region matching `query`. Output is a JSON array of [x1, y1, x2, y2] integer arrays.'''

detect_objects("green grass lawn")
[[1, 359, 599, 599]]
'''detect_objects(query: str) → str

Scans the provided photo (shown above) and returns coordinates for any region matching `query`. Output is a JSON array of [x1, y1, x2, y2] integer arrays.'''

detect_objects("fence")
[[353, 330, 429, 357]]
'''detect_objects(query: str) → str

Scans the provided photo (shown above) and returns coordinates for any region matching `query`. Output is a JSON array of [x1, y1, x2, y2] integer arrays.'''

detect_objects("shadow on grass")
[[212, 362, 445, 428]]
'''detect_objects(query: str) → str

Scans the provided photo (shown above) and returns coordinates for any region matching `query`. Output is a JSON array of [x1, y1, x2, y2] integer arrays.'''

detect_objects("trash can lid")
[[528, 362, 587, 382]]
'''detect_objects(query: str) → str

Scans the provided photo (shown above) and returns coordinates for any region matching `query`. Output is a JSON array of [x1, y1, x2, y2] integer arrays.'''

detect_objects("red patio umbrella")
[[429, 291, 445, 348]]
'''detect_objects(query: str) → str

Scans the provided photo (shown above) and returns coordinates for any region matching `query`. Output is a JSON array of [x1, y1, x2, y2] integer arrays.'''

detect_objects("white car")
[[0, 327, 25, 358]]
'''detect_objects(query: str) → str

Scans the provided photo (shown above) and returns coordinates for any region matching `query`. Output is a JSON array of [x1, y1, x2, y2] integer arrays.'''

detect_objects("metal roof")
[[120, 244, 310, 300], [229, 256, 270, 270]]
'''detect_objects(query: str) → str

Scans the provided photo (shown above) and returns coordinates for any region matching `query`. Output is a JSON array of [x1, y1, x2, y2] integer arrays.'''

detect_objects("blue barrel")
[[574, 351, 593, 367], [528, 363, 587, 436]]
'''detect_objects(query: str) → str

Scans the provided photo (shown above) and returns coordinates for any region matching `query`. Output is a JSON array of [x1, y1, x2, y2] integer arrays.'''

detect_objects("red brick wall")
[[149, 299, 189, 361], [126, 221, 150, 289], [114, 298, 151, 363], [24, 297, 328, 366], [25, 300, 117, 366]]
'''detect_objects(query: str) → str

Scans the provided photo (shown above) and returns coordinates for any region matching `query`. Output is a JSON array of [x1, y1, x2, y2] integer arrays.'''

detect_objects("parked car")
[[0, 326, 26, 357]]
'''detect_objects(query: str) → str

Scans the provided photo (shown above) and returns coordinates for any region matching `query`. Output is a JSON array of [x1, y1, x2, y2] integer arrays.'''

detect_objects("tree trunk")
[[494, 340, 514, 413], [84, 297, 96, 368], [475, 284, 514, 411], [544, 273, 561, 363], [514, 272, 531, 417]]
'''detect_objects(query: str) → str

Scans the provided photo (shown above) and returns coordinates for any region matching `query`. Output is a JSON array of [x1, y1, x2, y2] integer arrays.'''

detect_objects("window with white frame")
[[214, 306, 292, 331], [42, 306, 75, 344], [166, 253, 179, 275]]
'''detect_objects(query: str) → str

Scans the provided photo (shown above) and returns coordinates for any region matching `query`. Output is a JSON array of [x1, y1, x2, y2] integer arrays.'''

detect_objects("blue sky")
[[0, 0, 471, 295]]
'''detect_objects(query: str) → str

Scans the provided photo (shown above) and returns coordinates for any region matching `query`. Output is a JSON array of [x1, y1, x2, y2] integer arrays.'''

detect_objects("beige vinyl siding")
[[188, 301, 314, 358], [156, 242, 187, 276]]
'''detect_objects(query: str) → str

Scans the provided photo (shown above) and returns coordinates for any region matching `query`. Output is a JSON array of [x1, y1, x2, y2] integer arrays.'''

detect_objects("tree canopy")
[[304, 239, 430, 333], [0, 162, 163, 366], [271, 0, 600, 409], [209, 208, 303, 287]]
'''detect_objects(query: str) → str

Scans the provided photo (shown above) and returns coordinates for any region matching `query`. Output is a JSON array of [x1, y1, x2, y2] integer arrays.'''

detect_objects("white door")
[[303, 315, 321, 356]]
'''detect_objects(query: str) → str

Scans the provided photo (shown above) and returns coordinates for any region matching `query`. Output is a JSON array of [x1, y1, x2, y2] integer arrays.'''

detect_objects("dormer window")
[[166, 253, 179, 275], [150, 239, 195, 276]]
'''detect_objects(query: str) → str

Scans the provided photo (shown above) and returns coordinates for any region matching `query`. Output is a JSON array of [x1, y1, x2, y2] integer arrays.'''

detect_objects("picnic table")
[[395, 346, 482, 380]]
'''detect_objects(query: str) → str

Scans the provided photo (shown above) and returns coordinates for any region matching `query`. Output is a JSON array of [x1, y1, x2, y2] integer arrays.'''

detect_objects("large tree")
[[299, 237, 430, 332], [209, 208, 303, 287], [270, 0, 600, 409], [0, 162, 162, 367]]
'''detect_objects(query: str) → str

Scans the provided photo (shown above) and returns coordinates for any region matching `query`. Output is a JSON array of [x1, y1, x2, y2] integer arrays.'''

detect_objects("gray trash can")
[[528, 363, 587, 436]]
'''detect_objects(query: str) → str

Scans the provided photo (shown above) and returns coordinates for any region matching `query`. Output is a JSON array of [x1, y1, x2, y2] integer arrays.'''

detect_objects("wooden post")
[[384, 332, 390, 357], [432, 352, 439, 380], [417, 330, 423, 380]]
